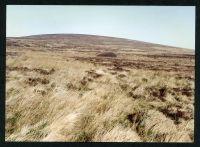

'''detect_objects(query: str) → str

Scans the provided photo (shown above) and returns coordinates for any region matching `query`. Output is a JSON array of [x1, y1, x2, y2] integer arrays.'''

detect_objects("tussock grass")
[[6, 49, 194, 142]]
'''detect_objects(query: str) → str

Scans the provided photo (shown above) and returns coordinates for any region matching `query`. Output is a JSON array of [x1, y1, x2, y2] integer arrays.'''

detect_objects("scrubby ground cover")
[[6, 35, 194, 142]]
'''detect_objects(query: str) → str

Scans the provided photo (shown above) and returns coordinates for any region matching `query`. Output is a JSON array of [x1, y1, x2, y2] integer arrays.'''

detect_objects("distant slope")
[[6, 34, 194, 54]]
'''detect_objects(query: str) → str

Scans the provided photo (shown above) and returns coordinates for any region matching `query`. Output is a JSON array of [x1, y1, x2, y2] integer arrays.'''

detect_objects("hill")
[[6, 34, 194, 54], [6, 34, 194, 142]]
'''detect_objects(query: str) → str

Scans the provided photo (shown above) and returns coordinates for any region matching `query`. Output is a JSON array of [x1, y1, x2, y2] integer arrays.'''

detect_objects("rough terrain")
[[6, 34, 195, 142]]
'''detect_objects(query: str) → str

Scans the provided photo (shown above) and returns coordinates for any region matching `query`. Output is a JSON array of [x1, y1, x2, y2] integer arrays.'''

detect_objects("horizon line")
[[6, 33, 195, 50]]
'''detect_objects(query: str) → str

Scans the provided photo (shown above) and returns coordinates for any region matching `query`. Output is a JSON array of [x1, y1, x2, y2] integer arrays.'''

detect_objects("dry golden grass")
[[6, 35, 194, 142]]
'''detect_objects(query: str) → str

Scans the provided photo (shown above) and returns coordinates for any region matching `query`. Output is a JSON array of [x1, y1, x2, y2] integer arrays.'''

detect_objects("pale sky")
[[7, 6, 195, 49]]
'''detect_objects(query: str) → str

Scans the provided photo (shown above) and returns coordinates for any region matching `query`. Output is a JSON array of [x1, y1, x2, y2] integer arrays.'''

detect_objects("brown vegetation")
[[97, 52, 117, 57], [6, 34, 194, 142]]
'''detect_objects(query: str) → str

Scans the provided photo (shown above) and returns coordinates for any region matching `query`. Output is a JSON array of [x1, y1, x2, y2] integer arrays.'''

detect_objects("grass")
[[6, 46, 194, 142]]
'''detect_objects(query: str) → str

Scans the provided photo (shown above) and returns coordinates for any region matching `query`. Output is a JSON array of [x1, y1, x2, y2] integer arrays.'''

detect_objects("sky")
[[7, 6, 195, 49]]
